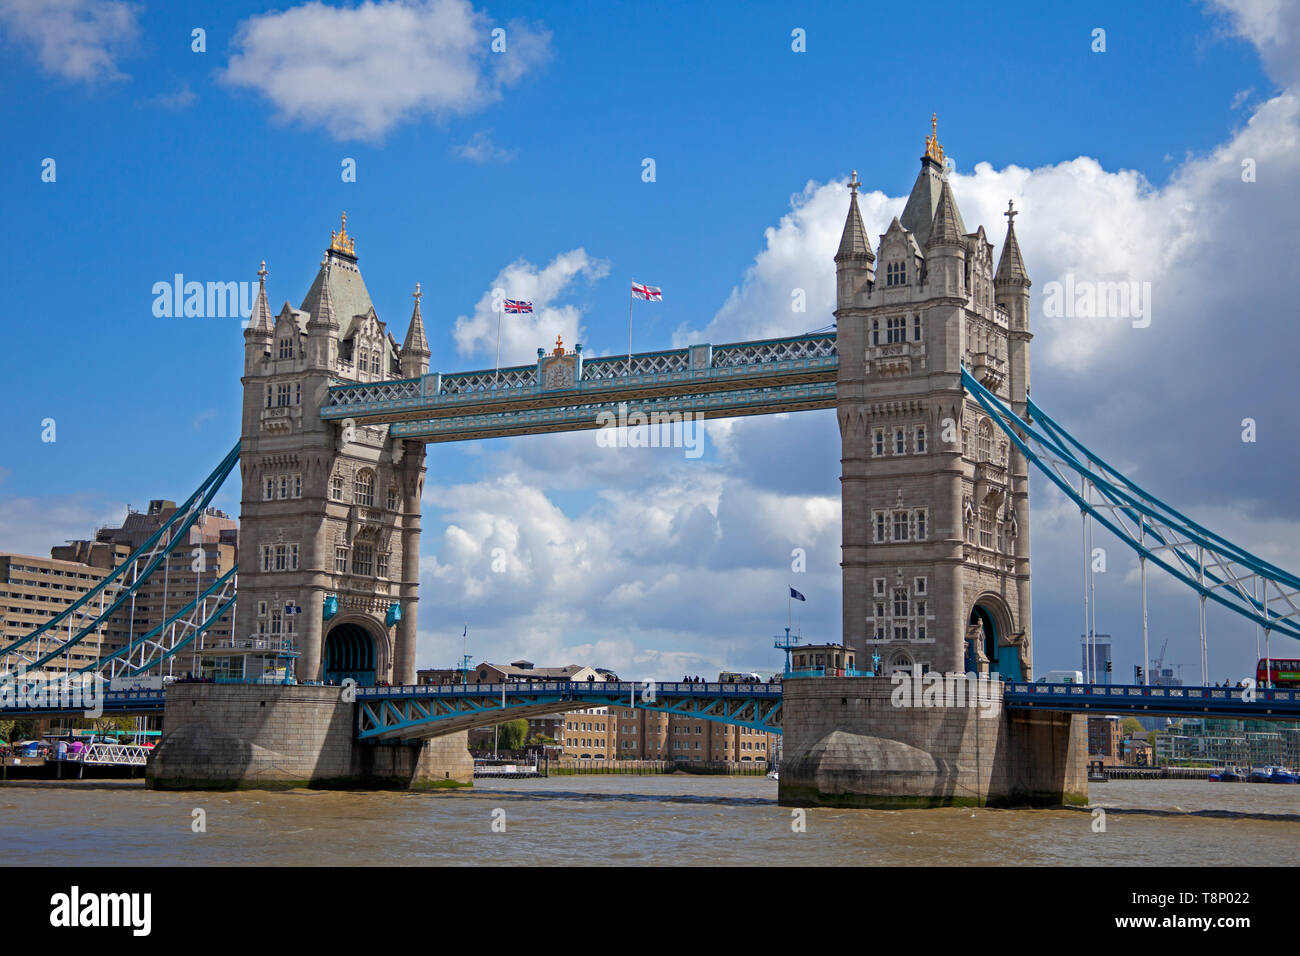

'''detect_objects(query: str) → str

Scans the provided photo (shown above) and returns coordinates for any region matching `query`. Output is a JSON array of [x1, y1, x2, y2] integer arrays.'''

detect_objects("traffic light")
[[1135, 665, 1144, 682], [1105, 660, 1112, 674]]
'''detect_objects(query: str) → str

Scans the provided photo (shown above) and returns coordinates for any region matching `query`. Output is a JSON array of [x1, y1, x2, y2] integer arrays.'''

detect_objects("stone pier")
[[779, 676, 1087, 808], [146, 683, 473, 791]]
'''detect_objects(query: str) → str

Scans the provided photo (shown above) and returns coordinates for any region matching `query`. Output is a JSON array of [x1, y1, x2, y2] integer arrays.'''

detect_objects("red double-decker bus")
[[1256, 659, 1300, 688]]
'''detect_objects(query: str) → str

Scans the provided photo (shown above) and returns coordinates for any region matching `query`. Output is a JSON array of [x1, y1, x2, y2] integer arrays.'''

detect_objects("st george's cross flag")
[[503, 299, 533, 313], [631, 282, 662, 301]]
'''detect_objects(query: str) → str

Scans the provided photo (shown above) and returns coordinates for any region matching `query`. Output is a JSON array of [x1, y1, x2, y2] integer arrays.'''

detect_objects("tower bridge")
[[5, 118, 1299, 805]]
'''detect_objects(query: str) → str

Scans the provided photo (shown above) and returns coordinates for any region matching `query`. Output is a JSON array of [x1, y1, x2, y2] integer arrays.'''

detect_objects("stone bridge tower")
[[236, 215, 429, 686], [835, 118, 1033, 680]]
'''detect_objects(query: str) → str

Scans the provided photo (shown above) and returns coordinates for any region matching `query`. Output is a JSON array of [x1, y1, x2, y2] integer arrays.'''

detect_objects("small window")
[[915, 509, 927, 540], [334, 547, 348, 573], [893, 511, 909, 541], [886, 316, 906, 344], [913, 315, 922, 341], [873, 429, 885, 457], [279, 476, 289, 499], [871, 319, 880, 346], [331, 475, 344, 501], [263, 477, 274, 501], [387, 487, 398, 511], [293, 475, 302, 499], [354, 470, 375, 507], [895, 429, 906, 455], [875, 513, 887, 543], [915, 426, 926, 454]]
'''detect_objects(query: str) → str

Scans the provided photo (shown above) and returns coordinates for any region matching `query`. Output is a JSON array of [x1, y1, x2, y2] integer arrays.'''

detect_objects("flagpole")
[[628, 283, 634, 375], [494, 307, 503, 389]]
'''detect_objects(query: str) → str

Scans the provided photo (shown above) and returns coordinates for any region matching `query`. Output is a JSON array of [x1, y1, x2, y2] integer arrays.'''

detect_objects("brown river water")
[[1, 776, 1296, 866]]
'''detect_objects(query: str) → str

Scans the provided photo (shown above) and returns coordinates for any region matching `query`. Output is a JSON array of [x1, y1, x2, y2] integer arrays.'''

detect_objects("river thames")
[[2, 776, 1297, 865]]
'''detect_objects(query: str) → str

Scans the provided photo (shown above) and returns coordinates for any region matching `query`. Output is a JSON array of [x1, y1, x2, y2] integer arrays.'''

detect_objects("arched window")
[[353, 469, 375, 507], [977, 420, 993, 462]]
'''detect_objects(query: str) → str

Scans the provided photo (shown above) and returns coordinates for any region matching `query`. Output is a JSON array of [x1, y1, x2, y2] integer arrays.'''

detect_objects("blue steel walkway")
[[1003, 682, 1300, 721], [355, 680, 783, 741]]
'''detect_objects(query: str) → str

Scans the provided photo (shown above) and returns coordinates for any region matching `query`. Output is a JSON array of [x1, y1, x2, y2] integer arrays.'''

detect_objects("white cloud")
[[451, 249, 609, 364], [221, 0, 552, 141], [0, 494, 128, 558], [1208, 0, 1300, 86], [0, 0, 140, 84], [454, 128, 516, 164]]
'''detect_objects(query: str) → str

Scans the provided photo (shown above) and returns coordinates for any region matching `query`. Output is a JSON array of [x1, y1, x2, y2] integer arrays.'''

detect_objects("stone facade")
[[236, 216, 431, 685], [835, 120, 1033, 680], [146, 682, 472, 790], [780, 676, 1087, 808]]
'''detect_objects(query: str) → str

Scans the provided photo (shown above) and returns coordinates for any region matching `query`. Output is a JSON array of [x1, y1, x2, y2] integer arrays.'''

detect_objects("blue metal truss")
[[962, 368, 1300, 643], [320, 332, 838, 440], [354, 681, 784, 741], [1005, 682, 1300, 721], [1, 442, 242, 679]]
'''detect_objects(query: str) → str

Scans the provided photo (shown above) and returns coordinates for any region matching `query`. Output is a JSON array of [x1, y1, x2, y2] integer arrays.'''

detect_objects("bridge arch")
[[966, 594, 1021, 680], [323, 616, 388, 686]]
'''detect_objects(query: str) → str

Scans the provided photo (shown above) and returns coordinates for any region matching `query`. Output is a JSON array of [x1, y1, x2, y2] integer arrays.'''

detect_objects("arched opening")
[[967, 602, 1024, 680], [324, 622, 377, 686]]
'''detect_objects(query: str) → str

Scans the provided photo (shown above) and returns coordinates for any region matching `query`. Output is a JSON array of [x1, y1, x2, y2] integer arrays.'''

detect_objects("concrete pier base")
[[146, 683, 473, 791], [778, 676, 1087, 808]]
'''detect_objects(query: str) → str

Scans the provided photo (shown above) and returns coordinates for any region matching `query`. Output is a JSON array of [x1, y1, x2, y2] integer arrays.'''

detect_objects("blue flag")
[[789, 587, 806, 602]]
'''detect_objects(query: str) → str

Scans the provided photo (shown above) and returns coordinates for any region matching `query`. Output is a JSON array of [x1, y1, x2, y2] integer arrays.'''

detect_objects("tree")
[[1121, 717, 1144, 736], [496, 719, 528, 752]]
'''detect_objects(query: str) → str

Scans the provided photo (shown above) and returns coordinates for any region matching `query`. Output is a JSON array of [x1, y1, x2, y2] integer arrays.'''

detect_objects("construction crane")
[[1151, 639, 1169, 683]]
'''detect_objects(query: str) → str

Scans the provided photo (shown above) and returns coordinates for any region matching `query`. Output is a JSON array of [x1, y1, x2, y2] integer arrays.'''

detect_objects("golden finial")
[[552, 335, 565, 356], [925, 113, 944, 163], [330, 211, 355, 256]]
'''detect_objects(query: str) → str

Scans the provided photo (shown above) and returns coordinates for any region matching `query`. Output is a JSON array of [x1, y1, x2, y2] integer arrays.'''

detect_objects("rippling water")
[[2, 777, 1296, 866]]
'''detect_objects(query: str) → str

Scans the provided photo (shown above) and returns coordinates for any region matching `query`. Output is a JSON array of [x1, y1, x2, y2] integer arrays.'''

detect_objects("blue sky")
[[1, 0, 1298, 683]]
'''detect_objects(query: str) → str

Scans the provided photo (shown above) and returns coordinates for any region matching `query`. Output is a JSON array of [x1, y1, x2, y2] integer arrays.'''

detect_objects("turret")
[[923, 178, 966, 297], [835, 170, 875, 309], [243, 260, 273, 375], [305, 253, 339, 372], [400, 282, 431, 379]]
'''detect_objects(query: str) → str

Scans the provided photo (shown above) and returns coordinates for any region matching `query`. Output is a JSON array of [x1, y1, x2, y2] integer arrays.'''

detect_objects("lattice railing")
[[328, 380, 421, 406], [712, 335, 836, 367], [441, 366, 535, 394], [583, 351, 691, 380]]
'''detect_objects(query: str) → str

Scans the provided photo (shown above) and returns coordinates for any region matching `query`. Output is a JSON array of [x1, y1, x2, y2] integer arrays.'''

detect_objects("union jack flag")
[[503, 299, 533, 313], [631, 282, 662, 301]]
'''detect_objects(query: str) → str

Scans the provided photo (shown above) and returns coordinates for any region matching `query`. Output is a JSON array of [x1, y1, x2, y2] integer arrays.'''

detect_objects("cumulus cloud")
[[0, 0, 140, 84], [451, 249, 609, 364], [454, 129, 516, 164], [221, 0, 552, 141]]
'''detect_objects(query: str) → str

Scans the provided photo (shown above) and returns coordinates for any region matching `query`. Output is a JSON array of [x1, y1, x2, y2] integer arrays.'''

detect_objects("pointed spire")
[[835, 171, 874, 262], [995, 199, 1031, 286], [926, 179, 964, 248], [308, 253, 339, 330], [246, 260, 273, 334], [402, 282, 430, 356]]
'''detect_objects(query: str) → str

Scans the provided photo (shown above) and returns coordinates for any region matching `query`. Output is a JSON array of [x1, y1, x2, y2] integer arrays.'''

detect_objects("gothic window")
[[270, 609, 282, 635], [295, 382, 301, 405], [914, 426, 926, 454], [352, 544, 373, 576], [871, 319, 880, 346], [353, 470, 375, 507], [979, 507, 995, 549], [376, 552, 389, 578], [278, 476, 289, 499], [915, 508, 927, 540], [874, 578, 886, 596], [874, 513, 887, 543], [886, 261, 906, 286], [387, 486, 398, 511], [278, 339, 292, 359], [260, 545, 272, 572], [334, 547, 348, 573], [913, 315, 922, 341], [886, 316, 906, 344], [265, 386, 272, 409], [978, 420, 993, 462], [276, 384, 291, 407], [893, 589, 910, 618], [873, 428, 885, 457], [962, 428, 970, 458], [370, 351, 380, 375], [895, 429, 905, 454], [893, 511, 909, 541], [290, 543, 299, 571], [293, 475, 302, 498], [331, 475, 344, 501], [274, 544, 287, 572], [263, 477, 274, 501]]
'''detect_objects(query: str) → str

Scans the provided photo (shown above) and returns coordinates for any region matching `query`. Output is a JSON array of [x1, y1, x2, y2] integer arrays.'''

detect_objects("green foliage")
[[1120, 717, 1144, 736], [496, 719, 528, 752]]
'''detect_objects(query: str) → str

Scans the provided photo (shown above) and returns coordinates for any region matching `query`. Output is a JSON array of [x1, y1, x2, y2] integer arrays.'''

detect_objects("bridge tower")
[[835, 117, 1033, 680], [236, 215, 428, 686]]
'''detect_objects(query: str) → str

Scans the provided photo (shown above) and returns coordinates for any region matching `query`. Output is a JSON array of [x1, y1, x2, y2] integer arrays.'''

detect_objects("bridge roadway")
[[4, 680, 1297, 732]]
